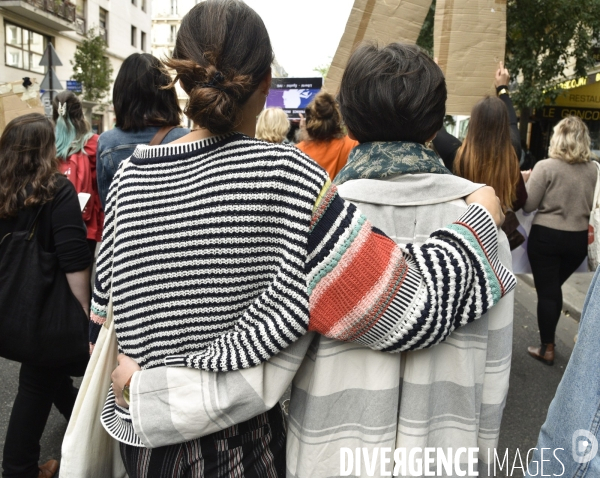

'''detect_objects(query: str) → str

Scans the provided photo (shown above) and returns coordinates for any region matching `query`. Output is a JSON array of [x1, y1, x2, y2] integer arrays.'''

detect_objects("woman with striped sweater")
[[90, 1, 514, 476]]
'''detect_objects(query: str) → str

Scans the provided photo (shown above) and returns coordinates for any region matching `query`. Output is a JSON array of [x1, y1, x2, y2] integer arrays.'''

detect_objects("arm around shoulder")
[[306, 183, 516, 352]]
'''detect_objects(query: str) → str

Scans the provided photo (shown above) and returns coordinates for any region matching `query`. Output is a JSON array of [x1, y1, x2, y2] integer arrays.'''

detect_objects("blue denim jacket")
[[97, 126, 190, 207], [526, 268, 600, 477]]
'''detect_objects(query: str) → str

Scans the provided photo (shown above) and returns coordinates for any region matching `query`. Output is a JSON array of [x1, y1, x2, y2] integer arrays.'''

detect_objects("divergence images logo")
[[572, 430, 599, 464]]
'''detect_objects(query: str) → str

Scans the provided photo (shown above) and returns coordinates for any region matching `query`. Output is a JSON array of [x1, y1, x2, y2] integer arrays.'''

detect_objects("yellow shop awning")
[[543, 75, 600, 122]]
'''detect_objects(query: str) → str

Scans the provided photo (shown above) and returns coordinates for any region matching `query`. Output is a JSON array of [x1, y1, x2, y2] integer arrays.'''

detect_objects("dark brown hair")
[[453, 96, 520, 211], [338, 43, 446, 144], [113, 53, 182, 132], [165, 0, 274, 134], [304, 92, 344, 142], [0, 113, 59, 218]]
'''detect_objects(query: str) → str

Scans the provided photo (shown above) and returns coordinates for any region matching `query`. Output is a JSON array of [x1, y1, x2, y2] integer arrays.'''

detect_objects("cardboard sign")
[[434, 0, 507, 115], [0, 80, 45, 134], [324, 0, 432, 94], [266, 78, 322, 119]]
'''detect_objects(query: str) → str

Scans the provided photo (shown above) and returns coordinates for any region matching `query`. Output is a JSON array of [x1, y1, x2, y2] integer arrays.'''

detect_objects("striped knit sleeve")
[[307, 182, 516, 352], [89, 165, 123, 350]]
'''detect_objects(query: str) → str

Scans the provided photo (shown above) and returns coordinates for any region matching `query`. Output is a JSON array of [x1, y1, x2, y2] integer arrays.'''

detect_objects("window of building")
[[131, 0, 136, 6], [99, 8, 108, 44], [170, 0, 177, 15], [141, 31, 146, 52], [170, 24, 177, 43], [131, 26, 137, 47], [141, 0, 146, 12], [4, 22, 47, 74], [75, 0, 86, 35]]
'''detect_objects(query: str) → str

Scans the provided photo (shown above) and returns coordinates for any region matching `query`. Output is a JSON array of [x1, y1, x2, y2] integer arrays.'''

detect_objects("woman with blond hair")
[[523, 115, 598, 365], [296, 91, 357, 179], [256, 107, 290, 143]]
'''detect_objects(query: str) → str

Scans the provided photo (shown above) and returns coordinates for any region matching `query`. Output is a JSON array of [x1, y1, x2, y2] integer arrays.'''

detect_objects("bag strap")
[[149, 126, 176, 146], [27, 204, 46, 241], [593, 161, 600, 210]]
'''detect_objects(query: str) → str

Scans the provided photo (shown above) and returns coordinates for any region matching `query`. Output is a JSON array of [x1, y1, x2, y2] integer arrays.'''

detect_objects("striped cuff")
[[437, 203, 516, 300], [454, 203, 498, 258]]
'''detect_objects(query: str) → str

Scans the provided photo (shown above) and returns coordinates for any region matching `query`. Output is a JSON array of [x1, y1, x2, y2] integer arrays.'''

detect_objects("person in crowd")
[[433, 62, 523, 172], [295, 91, 358, 179], [96, 53, 189, 207], [434, 64, 528, 228], [523, 116, 597, 365], [113, 42, 515, 477], [52, 90, 103, 257], [525, 267, 600, 477], [93, 2, 513, 477], [449, 64, 527, 251], [256, 107, 290, 143], [453, 96, 522, 212], [0, 114, 91, 478]]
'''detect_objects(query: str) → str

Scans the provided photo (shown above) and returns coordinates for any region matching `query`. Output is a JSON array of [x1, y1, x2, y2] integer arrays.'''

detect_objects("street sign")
[[38, 43, 63, 67], [38, 43, 63, 104], [40, 70, 63, 91], [66, 80, 82, 93]]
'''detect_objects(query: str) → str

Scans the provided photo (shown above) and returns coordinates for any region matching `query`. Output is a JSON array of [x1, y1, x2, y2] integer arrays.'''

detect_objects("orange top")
[[296, 136, 358, 180]]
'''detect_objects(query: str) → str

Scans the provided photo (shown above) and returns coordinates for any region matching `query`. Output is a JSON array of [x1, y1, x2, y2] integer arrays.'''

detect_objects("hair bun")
[[166, 60, 254, 134], [305, 92, 343, 141], [311, 92, 337, 120]]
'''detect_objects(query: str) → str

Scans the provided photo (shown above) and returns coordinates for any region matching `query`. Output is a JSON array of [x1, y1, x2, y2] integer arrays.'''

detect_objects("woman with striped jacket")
[[91, 1, 514, 476]]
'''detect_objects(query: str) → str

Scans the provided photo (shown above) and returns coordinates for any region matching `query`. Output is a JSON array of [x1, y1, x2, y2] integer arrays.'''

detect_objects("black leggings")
[[2, 359, 87, 478], [528, 225, 588, 344]]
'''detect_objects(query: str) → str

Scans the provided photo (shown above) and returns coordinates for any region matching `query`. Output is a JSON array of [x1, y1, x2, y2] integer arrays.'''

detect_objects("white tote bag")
[[60, 297, 128, 477], [588, 161, 600, 271], [61, 159, 129, 477]]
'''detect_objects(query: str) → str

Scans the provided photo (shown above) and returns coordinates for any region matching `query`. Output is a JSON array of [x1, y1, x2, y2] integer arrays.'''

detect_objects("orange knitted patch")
[[309, 230, 397, 337]]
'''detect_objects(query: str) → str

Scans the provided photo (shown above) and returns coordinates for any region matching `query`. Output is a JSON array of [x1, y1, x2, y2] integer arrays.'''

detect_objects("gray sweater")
[[524, 158, 598, 231]]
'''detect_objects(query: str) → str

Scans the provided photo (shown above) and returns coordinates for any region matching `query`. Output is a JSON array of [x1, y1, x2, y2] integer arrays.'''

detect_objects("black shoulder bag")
[[0, 204, 89, 366]]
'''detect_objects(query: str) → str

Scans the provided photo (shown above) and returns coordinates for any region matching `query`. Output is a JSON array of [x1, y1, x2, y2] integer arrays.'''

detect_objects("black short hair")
[[113, 53, 182, 132], [338, 43, 446, 144]]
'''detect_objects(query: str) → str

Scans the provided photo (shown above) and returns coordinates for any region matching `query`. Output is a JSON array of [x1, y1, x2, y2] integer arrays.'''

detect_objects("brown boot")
[[528, 343, 555, 366], [38, 459, 59, 478]]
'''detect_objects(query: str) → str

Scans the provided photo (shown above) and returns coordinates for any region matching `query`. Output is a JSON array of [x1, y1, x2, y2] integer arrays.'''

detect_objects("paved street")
[[0, 274, 591, 473]]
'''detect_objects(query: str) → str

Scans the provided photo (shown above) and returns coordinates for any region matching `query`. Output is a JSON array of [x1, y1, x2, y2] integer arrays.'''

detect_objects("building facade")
[[0, 0, 152, 131], [151, 0, 197, 127]]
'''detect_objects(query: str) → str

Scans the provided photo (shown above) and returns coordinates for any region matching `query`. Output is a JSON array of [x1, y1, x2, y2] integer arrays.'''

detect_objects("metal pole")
[[48, 43, 53, 104]]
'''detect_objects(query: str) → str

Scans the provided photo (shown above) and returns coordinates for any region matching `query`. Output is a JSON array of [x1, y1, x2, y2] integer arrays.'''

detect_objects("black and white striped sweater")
[[90, 133, 515, 445]]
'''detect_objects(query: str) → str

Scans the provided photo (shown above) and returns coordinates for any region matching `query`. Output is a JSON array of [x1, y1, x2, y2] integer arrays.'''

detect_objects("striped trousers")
[[120, 406, 286, 478]]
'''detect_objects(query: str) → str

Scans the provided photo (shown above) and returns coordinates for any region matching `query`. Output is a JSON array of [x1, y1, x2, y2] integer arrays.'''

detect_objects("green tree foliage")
[[313, 62, 331, 78], [506, 0, 600, 112], [70, 28, 113, 103], [416, 0, 435, 57]]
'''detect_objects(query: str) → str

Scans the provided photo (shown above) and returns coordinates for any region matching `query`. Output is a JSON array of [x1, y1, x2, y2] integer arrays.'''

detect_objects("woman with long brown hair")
[[453, 96, 522, 212], [0, 113, 91, 478]]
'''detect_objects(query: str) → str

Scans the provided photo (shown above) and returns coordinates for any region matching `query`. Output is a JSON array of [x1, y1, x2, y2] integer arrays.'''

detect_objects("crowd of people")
[[0, 0, 598, 476]]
